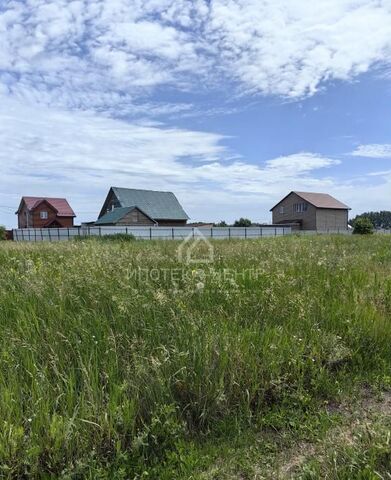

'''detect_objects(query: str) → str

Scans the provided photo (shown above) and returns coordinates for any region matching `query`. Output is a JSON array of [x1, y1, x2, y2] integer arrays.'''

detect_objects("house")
[[270, 191, 350, 231], [16, 197, 76, 228], [96, 187, 189, 226]]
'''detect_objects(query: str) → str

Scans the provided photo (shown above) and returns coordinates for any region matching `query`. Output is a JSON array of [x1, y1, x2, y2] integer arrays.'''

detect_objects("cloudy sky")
[[1, 0, 391, 227]]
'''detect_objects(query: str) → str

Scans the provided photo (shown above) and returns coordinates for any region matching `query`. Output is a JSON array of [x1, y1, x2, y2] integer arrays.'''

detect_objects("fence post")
[[126, 227, 128, 235], [229, 227, 231, 239], [260, 227, 263, 237], [99, 227, 101, 237], [150, 227, 152, 240], [192, 227, 195, 239], [245, 227, 247, 239], [211, 228, 213, 238], [48, 228, 51, 241], [172, 228, 174, 240]]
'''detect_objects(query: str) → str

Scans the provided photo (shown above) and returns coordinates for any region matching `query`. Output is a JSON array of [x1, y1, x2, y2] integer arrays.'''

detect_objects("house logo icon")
[[177, 229, 214, 265]]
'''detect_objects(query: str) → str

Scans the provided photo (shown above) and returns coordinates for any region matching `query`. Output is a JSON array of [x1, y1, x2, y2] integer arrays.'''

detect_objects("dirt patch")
[[274, 389, 391, 479]]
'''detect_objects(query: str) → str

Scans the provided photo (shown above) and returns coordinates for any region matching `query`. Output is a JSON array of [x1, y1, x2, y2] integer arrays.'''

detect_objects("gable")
[[99, 187, 189, 221], [16, 197, 76, 217], [271, 191, 350, 211], [95, 206, 156, 225]]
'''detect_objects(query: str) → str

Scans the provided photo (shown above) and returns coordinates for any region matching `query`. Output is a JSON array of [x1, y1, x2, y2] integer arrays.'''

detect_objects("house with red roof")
[[16, 197, 76, 228]]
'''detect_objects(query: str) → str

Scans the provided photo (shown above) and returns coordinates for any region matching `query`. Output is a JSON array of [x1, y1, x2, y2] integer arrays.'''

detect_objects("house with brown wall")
[[270, 191, 350, 231], [96, 187, 189, 226], [16, 197, 76, 228]]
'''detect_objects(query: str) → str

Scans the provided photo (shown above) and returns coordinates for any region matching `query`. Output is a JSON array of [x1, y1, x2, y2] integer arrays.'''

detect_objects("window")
[[279, 206, 285, 214], [293, 203, 308, 213], [130, 211, 138, 223], [40, 211, 48, 219]]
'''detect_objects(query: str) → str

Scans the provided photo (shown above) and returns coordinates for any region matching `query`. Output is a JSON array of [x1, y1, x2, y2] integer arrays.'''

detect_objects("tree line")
[[349, 211, 391, 229]]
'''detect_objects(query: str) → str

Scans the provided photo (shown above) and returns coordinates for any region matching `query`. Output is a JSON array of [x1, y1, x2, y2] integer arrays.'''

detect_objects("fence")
[[13, 225, 292, 242]]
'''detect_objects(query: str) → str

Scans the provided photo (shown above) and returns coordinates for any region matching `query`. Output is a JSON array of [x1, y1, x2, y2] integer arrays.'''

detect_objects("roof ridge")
[[112, 186, 175, 194]]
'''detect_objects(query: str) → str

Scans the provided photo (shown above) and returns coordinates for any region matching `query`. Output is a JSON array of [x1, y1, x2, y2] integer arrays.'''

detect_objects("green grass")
[[0, 235, 390, 478]]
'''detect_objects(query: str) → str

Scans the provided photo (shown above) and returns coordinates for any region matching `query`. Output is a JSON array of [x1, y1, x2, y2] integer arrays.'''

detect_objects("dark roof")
[[270, 191, 350, 211], [110, 187, 189, 220], [95, 206, 155, 225], [17, 197, 76, 217]]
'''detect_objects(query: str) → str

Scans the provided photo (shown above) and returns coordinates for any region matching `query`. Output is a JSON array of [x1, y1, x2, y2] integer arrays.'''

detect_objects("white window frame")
[[294, 203, 308, 213], [279, 206, 285, 214], [40, 211, 48, 220]]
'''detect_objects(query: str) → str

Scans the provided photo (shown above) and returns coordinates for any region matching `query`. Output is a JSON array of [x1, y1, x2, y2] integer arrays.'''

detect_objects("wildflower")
[[195, 281, 205, 291]]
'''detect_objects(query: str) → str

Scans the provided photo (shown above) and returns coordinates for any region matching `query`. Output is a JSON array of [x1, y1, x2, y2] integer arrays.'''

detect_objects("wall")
[[118, 208, 155, 226], [272, 192, 317, 230], [157, 219, 188, 226], [18, 202, 74, 228], [316, 209, 348, 231]]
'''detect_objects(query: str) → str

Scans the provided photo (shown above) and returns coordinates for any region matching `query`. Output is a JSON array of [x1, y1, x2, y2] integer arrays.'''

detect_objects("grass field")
[[0, 235, 390, 478]]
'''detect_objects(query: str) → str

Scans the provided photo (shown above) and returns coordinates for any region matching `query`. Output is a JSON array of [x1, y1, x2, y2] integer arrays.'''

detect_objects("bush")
[[0, 226, 6, 241], [233, 218, 252, 227], [74, 233, 136, 242], [353, 217, 374, 235]]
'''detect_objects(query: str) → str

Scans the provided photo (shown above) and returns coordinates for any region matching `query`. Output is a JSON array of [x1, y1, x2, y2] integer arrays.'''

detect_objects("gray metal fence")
[[12, 225, 292, 242]]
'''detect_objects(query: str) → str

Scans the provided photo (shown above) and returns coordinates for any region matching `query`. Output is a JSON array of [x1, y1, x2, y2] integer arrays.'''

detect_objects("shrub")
[[0, 226, 6, 241], [99, 233, 136, 242], [74, 233, 136, 242], [353, 217, 374, 235], [233, 218, 252, 227]]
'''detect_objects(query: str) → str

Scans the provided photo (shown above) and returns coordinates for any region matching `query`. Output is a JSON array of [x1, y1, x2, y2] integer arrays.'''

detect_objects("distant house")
[[96, 187, 189, 226], [16, 197, 76, 228], [270, 191, 350, 231]]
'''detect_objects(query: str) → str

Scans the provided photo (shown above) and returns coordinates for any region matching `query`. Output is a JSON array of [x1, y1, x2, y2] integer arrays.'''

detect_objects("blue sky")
[[1, 0, 391, 228]]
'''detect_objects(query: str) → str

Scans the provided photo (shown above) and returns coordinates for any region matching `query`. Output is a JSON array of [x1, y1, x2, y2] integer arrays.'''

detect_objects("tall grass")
[[0, 236, 390, 477]]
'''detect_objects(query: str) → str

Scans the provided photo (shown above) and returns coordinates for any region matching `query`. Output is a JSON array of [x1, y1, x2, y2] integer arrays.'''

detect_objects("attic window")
[[293, 203, 308, 213], [40, 211, 48, 219], [279, 206, 285, 214]]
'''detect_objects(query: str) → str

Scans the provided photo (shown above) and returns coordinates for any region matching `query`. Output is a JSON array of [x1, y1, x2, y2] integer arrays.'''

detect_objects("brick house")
[[16, 197, 76, 228], [96, 187, 189, 226], [270, 191, 350, 231]]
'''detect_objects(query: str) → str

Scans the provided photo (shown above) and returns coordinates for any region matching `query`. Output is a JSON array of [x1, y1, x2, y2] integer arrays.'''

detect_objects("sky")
[[0, 0, 391, 228]]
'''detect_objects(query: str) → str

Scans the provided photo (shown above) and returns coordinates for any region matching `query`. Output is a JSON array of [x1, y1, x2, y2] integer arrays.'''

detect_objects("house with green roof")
[[96, 187, 189, 226]]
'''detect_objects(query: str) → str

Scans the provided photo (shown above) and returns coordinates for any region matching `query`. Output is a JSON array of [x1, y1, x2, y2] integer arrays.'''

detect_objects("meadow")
[[0, 235, 390, 478]]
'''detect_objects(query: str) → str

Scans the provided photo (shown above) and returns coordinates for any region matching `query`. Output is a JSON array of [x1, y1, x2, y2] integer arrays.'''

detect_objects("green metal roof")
[[95, 206, 135, 225], [112, 187, 189, 220]]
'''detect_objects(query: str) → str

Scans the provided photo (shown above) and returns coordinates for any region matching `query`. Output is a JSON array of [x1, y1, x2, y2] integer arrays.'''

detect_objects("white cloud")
[[0, 99, 345, 228], [351, 144, 391, 158], [1, 0, 391, 114]]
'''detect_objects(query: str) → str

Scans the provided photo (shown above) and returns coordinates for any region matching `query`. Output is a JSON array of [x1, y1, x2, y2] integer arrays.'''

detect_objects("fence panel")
[[13, 225, 294, 242]]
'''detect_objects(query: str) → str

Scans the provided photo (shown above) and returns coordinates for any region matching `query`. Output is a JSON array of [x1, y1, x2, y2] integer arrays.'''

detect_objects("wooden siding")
[[156, 219, 188, 226], [272, 192, 317, 230], [117, 208, 155, 226], [99, 190, 121, 218], [18, 201, 74, 228]]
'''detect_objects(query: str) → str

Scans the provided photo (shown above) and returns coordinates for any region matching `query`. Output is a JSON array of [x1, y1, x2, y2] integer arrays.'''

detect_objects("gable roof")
[[95, 206, 156, 225], [106, 187, 189, 220], [270, 191, 350, 211], [17, 197, 76, 217]]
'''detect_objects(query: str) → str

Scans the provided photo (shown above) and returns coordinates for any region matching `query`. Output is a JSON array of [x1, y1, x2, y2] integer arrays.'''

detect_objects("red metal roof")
[[19, 197, 76, 217]]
